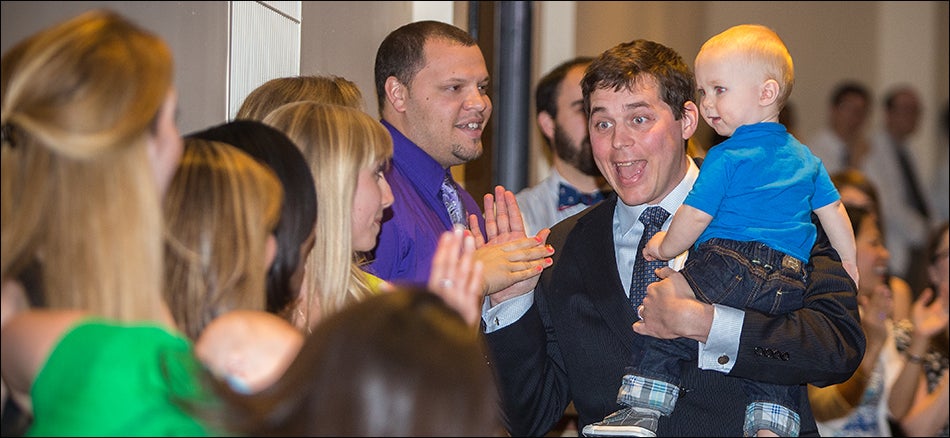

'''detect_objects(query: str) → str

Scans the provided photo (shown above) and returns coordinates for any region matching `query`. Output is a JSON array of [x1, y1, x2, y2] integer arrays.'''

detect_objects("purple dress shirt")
[[365, 120, 486, 285]]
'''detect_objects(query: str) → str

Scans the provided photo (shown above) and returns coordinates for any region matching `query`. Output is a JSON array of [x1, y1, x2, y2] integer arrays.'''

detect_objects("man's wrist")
[[688, 301, 715, 343], [489, 285, 528, 306]]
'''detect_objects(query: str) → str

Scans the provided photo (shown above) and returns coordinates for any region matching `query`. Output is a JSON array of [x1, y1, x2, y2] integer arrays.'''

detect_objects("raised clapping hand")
[[427, 226, 484, 327], [910, 288, 949, 340], [468, 186, 553, 301], [859, 280, 894, 342]]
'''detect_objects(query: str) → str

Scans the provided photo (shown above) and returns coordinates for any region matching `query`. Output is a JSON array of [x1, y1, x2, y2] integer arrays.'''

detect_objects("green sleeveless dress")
[[27, 319, 214, 436]]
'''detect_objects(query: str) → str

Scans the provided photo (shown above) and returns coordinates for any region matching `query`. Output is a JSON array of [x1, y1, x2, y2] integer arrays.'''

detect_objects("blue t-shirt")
[[684, 122, 838, 262]]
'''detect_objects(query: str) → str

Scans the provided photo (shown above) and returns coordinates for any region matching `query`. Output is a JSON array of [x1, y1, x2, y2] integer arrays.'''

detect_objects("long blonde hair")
[[1, 10, 173, 321], [163, 138, 283, 339], [263, 102, 392, 326]]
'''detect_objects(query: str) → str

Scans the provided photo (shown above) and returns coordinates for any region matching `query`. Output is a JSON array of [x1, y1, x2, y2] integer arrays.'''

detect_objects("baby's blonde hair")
[[699, 24, 795, 108]]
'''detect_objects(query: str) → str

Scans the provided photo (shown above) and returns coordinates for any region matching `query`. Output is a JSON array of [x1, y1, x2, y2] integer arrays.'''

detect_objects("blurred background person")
[[186, 120, 318, 322], [807, 81, 873, 174], [210, 287, 504, 436], [832, 169, 915, 323], [895, 221, 949, 437], [808, 206, 947, 437], [516, 56, 609, 237], [863, 85, 935, 294], [932, 101, 949, 224], [162, 138, 283, 341]]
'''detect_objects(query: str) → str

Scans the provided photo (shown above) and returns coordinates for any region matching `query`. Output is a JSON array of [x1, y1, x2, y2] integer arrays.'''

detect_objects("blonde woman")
[[236, 74, 364, 121], [1, 9, 214, 435], [186, 120, 317, 322], [162, 138, 283, 340], [263, 101, 396, 328]]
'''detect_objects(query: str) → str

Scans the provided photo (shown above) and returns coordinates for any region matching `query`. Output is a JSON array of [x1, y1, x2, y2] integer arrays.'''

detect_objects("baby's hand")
[[643, 231, 667, 261]]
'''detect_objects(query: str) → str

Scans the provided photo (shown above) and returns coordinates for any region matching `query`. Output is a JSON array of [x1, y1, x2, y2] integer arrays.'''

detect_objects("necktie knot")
[[558, 183, 605, 211], [639, 206, 670, 228]]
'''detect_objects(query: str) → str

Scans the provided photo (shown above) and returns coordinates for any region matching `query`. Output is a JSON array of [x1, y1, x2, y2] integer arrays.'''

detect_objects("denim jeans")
[[626, 238, 807, 435]]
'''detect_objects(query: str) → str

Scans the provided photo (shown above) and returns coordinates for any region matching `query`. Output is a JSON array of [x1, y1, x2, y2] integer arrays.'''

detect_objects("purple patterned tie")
[[629, 206, 670, 308], [440, 172, 467, 226]]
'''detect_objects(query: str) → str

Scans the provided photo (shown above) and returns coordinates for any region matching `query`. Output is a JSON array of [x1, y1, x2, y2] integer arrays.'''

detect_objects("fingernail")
[[535, 236, 543, 243], [546, 245, 554, 254]]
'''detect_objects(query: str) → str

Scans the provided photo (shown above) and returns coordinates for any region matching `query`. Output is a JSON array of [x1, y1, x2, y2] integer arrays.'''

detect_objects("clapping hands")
[[470, 186, 553, 301], [427, 226, 484, 326]]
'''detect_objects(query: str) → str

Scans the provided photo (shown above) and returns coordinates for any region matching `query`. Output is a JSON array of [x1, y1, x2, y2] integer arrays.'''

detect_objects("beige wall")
[[3, 1, 947, 187], [0, 1, 229, 135], [300, 1, 414, 118]]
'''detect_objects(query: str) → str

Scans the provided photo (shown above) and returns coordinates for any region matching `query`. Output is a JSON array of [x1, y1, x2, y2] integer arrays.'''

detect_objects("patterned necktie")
[[629, 206, 670, 308], [558, 183, 605, 211], [440, 172, 467, 226]]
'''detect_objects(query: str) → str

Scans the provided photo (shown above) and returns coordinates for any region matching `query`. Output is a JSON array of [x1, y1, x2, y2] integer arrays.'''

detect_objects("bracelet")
[[906, 353, 926, 364]]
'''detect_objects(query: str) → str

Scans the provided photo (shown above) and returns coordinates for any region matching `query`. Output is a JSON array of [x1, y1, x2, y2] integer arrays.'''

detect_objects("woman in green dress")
[[1, 9, 214, 436]]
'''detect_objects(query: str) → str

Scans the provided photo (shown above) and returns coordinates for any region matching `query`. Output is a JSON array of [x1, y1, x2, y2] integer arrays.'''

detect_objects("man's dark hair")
[[830, 81, 871, 107], [374, 20, 477, 115], [581, 39, 695, 121], [536, 56, 594, 119]]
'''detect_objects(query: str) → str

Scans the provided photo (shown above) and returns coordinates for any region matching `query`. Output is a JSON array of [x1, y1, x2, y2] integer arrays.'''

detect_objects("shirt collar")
[[382, 119, 449, 198], [616, 157, 700, 238]]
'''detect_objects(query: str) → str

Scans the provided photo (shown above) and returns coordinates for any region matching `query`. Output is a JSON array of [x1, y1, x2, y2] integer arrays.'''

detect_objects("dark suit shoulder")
[[548, 194, 617, 253]]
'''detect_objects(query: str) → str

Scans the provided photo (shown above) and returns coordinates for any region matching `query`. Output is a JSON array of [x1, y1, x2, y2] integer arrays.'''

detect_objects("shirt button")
[[494, 317, 500, 327], [718, 355, 730, 365]]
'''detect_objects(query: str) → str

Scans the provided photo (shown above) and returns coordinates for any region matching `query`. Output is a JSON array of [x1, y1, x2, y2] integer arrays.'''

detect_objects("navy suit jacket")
[[485, 193, 865, 437]]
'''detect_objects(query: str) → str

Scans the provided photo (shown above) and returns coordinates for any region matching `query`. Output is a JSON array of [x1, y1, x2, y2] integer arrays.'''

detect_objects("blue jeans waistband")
[[699, 238, 804, 273]]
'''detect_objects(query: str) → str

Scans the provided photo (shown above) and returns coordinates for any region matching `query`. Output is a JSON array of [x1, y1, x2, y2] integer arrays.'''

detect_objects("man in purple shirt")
[[368, 20, 551, 292]]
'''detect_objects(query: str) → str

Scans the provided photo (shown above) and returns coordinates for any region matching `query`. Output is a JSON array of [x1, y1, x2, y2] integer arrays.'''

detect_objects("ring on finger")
[[439, 278, 454, 289]]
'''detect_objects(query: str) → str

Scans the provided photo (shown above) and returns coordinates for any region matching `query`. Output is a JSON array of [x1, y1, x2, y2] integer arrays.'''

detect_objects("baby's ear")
[[760, 79, 780, 106]]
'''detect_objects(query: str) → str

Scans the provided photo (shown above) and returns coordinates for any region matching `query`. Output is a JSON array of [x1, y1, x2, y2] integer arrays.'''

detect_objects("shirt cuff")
[[481, 290, 534, 333], [698, 304, 744, 373]]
